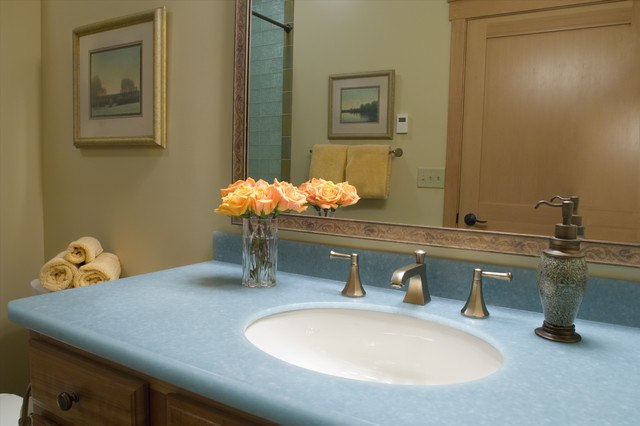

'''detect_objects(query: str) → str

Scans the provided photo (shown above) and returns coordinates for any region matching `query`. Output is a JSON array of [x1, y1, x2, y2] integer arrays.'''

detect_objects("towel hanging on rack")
[[345, 145, 393, 199], [308, 144, 348, 182], [310, 147, 403, 157]]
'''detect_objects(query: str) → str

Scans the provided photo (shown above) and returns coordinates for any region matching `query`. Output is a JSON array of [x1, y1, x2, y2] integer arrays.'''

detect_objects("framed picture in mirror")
[[73, 7, 166, 147], [328, 70, 394, 139]]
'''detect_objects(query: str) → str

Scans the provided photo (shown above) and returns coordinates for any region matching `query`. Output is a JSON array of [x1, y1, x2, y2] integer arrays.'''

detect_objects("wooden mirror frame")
[[231, 0, 640, 267]]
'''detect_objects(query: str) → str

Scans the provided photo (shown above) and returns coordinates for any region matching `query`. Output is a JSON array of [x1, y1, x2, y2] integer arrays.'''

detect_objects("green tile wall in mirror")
[[232, 0, 640, 267]]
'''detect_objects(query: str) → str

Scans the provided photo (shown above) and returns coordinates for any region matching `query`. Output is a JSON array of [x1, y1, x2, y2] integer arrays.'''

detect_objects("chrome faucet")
[[330, 251, 366, 297], [390, 250, 430, 305]]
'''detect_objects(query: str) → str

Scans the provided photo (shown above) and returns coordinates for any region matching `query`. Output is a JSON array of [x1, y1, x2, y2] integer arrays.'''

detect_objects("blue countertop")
[[9, 261, 640, 425]]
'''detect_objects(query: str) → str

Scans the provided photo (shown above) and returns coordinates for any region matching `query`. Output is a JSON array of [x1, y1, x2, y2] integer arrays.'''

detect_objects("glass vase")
[[314, 207, 336, 217], [242, 216, 278, 287]]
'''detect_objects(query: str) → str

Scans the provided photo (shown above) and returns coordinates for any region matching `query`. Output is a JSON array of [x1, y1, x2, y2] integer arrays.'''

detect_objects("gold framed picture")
[[328, 70, 395, 139], [73, 7, 166, 147]]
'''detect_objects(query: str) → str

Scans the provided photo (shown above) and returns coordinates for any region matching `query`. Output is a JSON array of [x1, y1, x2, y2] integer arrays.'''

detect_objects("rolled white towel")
[[65, 236, 103, 264], [39, 252, 79, 291], [73, 252, 121, 287]]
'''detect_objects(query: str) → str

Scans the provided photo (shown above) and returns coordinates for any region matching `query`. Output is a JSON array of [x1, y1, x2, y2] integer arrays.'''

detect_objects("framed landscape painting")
[[73, 7, 166, 147], [328, 70, 395, 139]]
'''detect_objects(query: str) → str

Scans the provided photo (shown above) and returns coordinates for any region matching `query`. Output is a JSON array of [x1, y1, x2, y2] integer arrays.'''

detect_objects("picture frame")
[[73, 7, 166, 148], [328, 70, 395, 139]]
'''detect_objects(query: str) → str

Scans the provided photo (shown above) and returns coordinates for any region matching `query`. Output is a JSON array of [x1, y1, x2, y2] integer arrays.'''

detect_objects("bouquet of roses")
[[215, 178, 308, 287], [215, 177, 308, 218], [299, 178, 360, 216]]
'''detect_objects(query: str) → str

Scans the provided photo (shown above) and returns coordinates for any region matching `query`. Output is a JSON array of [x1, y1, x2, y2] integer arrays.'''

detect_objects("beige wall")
[[0, 0, 238, 394], [40, 0, 236, 277], [0, 0, 44, 395], [291, 0, 450, 225]]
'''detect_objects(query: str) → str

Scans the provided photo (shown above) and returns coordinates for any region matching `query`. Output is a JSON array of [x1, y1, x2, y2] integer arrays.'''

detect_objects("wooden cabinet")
[[28, 333, 275, 426], [29, 338, 148, 425], [166, 394, 265, 426]]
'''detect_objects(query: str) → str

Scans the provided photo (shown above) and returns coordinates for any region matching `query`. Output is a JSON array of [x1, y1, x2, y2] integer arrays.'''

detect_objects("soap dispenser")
[[533, 199, 588, 343]]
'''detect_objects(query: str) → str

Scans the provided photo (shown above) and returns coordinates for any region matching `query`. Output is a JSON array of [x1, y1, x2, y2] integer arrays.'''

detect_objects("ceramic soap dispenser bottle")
[[533, 199, 588, 343]]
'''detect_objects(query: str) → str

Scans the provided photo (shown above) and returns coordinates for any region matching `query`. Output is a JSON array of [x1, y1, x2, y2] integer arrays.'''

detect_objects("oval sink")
[[245, 308, 502, 385]]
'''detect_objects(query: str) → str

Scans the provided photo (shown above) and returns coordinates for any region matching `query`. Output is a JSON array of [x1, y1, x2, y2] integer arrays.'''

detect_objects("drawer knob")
[[57, 392, 79, 411]]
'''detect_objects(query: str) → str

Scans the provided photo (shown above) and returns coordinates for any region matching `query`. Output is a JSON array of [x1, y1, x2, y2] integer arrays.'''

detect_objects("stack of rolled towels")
[[39, 236, 121, 292]]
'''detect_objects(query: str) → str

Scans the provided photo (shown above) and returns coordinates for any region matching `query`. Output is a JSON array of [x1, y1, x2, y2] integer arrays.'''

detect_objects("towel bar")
[[252, 11, 293, 33], [309, 148, 403, 158]]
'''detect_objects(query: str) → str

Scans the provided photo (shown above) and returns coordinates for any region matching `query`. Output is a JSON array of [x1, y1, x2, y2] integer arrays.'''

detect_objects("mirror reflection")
[[247, 0, 294, 182], [233, 0, 640, 266], [248, 0, 449, 227], [239, 0, 640, 262]]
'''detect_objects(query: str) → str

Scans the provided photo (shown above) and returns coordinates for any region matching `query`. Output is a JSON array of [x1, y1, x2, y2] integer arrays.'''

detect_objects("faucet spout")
[[390, 250, 430, 305]]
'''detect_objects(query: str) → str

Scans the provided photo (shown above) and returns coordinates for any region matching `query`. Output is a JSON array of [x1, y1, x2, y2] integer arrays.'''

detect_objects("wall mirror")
[[232, 0, 640, 268]]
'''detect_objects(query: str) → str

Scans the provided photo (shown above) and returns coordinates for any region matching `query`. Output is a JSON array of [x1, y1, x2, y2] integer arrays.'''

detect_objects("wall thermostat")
[[396, 113, 409, 134]]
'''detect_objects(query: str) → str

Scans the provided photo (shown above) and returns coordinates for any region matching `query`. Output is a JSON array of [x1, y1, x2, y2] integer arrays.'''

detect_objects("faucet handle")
[[461, 268, 512, 319], [414, 249, 426, 264], [330, 251, 366, 298]]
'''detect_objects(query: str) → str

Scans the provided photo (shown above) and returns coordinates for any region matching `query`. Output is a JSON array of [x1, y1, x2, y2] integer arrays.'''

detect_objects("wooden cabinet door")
[[165, 394, 269, 426], [31, 413, 62, 426], [28, 333, 276, 426], [29, 339, 148, 426], [452, 0, 640, 241]]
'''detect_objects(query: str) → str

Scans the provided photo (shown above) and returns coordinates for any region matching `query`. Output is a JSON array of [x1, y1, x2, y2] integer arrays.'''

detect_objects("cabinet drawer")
[[29, 338, 148, 426]]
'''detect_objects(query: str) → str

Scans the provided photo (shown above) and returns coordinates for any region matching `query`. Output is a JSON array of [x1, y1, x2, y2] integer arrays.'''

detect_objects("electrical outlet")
[[417, 168, 445, 188]]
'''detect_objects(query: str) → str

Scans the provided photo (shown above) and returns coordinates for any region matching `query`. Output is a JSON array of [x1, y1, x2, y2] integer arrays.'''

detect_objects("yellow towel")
[[309, 144, 348, 182], [65, 236, 103, 264], [345, 145, 392, 199], [39, 251, 80, 291], [73, 252, 121, 287]]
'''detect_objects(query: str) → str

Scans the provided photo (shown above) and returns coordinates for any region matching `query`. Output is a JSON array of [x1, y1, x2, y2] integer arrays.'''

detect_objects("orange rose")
[[274, 179, 308, 213], [253, 178, 271, 189], [315, 182, 343, 209], [220, 177, 256, 197], [250, 183, 281, 217], [216, 177, 312, 218], [299, 178, 327, 204], [215, 185, 253, 216], [337, 181, 360, 206], [300, 178, 344, 209], [298, 180, 315, 200], [300, 178, 360, 210]]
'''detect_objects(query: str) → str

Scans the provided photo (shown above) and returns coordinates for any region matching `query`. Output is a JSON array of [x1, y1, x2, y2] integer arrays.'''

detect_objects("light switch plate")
[[417, 168, 445, 188]]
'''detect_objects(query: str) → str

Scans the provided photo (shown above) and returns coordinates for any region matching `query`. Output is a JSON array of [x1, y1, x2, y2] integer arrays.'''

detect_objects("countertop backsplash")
[[213, 232, 640, 328]]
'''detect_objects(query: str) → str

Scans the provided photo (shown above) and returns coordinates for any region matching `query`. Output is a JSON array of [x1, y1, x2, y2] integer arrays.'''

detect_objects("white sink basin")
[[245, 308, 503, 385]]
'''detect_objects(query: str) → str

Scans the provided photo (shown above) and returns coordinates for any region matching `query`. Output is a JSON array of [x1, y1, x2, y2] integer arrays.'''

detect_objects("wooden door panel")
[[458, 1, 640, 242]]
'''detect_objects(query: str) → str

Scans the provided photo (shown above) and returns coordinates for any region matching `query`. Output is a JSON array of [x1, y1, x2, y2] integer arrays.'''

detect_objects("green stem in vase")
[[243, 216, 278, 287]]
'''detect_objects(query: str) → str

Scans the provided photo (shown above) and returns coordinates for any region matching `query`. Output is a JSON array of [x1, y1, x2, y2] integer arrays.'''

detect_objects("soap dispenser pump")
[[550, 195, 585, 238], [533, 199, 588, 343]]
